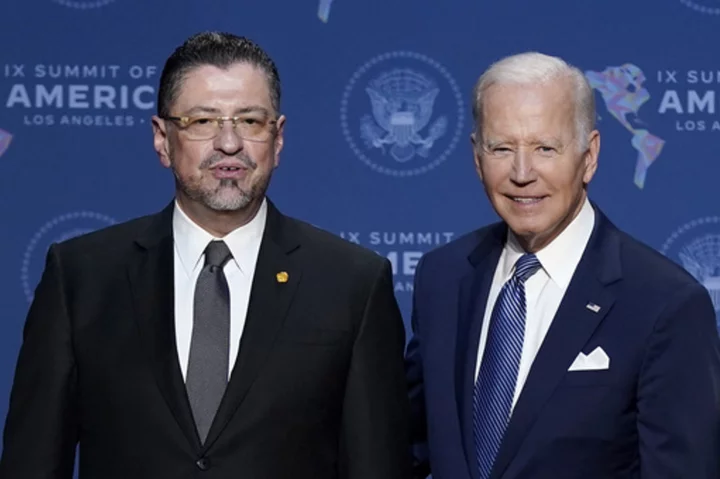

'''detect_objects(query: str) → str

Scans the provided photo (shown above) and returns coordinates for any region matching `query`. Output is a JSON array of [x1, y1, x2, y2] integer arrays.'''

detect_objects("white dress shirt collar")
[[172, 197, 268, 277], [501, 196, 595, 288]]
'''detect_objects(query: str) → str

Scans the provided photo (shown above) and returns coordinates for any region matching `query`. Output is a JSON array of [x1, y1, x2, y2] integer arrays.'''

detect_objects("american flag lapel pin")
[[585, 302, 601, 313]]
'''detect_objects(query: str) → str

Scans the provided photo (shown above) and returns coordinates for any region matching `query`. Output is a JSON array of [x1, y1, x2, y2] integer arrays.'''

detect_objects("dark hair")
[[157, 32, 281, 117]]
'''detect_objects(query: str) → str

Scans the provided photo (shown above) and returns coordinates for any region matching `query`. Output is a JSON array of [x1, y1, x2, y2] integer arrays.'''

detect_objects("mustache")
[[200, 153, 258, 170]]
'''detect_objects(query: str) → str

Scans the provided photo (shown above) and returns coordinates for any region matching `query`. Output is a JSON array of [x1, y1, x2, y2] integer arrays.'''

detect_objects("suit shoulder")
[[52, 212, 159, 257], [617, 229, 701, 291], [421, 222, 502, 267]]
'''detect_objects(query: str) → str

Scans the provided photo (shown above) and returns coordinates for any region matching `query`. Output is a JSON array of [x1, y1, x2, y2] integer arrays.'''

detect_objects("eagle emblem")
[[360, 69, 447, 163]]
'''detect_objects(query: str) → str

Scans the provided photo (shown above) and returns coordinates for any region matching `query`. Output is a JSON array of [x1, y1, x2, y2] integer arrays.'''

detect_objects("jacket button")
[[196, 457, 211, 471]]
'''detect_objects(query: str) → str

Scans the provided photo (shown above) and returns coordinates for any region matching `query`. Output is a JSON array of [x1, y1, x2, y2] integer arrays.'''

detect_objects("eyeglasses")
[[163, 115, 278, 142]]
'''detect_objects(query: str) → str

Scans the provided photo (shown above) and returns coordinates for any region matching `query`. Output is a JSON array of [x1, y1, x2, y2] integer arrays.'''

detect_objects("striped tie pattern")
[[473, 253, 541, 479]]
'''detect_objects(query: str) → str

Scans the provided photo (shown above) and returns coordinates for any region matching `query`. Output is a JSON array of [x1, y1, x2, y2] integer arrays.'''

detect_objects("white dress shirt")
[[172, 198, 267, 381], [475, 197, 595, 411]]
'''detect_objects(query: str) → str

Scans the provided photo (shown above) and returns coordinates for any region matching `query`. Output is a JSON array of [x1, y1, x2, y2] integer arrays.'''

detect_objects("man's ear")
[[471, 131, 483, 180], [582, 129, 600, 185], [152, 115, 172, 168], [272, 114, 286, 168]]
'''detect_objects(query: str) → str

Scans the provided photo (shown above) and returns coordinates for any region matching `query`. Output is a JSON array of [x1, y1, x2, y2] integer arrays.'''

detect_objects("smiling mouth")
[[508, 196, 546, 204], [215, 166, 243, 171]]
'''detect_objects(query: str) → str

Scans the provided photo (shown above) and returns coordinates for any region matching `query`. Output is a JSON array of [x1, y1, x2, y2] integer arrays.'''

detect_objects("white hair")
[[471, 52, 595, 152]]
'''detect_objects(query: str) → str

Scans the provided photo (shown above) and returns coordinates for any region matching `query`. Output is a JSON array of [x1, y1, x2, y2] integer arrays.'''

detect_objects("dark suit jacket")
[[406, 203, 720, 479], [0, 199, 412, 479]]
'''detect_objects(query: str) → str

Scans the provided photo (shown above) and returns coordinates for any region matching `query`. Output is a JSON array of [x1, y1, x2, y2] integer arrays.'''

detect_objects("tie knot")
[[204, 240, 232, 268], [513, 253, 541, 283]]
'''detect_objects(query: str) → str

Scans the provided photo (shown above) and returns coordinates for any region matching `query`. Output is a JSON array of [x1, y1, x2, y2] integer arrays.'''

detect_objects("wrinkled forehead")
[[479, 81, 576, 141]]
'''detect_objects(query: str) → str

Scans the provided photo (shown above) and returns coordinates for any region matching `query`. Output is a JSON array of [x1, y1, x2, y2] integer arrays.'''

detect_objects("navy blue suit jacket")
[[406, 204, 720, 479]]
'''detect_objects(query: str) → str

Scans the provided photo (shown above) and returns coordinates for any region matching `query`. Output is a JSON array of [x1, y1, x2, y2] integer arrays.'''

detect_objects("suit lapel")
[[456, 225, 506, 479], [202, 201, 301, 450], [128, 204, 202, 451], [489, 209, 622, 479]]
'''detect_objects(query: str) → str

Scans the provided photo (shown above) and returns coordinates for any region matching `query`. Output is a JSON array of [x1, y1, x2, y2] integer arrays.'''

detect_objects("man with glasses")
[[0, 32, 411, 479]]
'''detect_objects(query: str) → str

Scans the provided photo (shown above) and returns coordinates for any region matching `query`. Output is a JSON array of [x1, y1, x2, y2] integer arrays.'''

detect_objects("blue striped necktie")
[[473, 253, 541, 479]]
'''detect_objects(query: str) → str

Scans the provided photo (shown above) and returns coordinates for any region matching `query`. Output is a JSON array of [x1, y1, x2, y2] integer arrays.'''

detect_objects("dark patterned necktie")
[[473, 253, 541, 478], [186, 240, 232, 443]]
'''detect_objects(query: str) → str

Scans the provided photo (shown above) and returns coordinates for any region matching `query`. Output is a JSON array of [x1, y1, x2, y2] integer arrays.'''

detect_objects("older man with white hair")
[[405, 52, 720, 479]]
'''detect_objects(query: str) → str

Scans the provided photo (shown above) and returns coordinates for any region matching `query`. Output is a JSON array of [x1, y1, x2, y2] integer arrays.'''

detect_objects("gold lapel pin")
[[276, 271, 289, 283]]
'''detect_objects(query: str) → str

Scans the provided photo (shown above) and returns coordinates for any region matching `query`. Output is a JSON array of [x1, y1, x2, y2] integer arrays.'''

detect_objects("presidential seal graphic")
[[341, 51, 464, 177], [51, 0, 116, 9], [21, 211, 116, 303], [678, 0, 720, 15], [661, 217, 720, 332]]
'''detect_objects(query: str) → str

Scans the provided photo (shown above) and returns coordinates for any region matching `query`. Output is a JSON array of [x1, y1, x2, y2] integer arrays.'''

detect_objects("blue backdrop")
[[1, 0, 718, 467]]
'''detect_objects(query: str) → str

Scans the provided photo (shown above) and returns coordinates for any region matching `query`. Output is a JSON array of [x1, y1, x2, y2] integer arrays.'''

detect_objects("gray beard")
[[173, 172, 271, 212], [184, 178, 253, 211], [169, 150, 271, 212]]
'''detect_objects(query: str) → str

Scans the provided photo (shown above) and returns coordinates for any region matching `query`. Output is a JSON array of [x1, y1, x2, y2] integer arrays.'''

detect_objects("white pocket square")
[[568, 346, 610, 372]]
